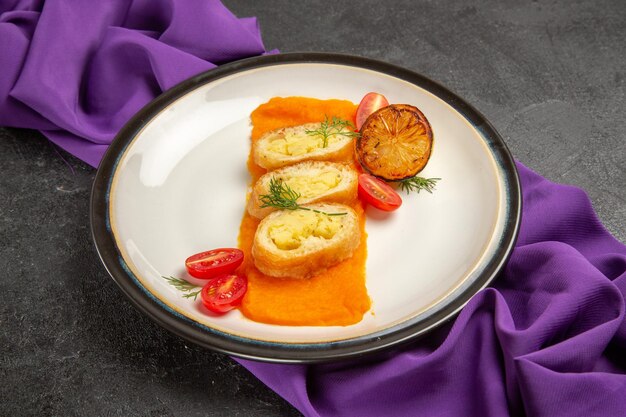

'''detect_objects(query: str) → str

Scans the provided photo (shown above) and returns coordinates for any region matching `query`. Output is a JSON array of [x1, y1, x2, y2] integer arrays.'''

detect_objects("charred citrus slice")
[[356, 104, 433, 181]]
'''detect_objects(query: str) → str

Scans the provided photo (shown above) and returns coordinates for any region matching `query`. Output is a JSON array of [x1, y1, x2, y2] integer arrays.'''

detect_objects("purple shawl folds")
[[2, 2, 625, 416], [0, 0, 267, 167], [239, 162, 626, 416]]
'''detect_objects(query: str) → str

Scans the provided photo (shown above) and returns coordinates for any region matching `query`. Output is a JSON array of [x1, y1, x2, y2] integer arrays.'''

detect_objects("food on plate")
[[358, 173, 402, 212], [251, 203, 360, 279], [164, 94, 440, 325], [162, 269, 249, 316], [184, 248, 244, 279], [356, 104, 433, 181], [247, 161, 358, 219], [397, 176, 441, 194], [239, 200, 369, 326], [253, 118, 358, 170], [200, 273, 248, 314], [238, 96, 370, 326], [162, 275, 203, 300], [355, 92, 389, 130]]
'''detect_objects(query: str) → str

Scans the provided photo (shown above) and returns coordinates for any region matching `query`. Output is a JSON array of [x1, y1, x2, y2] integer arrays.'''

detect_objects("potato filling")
[[268, 210, 342, 250], [266, 129, 345, 156], [280, 170, 341, 199]]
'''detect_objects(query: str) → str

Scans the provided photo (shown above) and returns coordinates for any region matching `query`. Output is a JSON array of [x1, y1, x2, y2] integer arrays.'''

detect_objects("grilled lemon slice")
[[356, 104, 433, 181]]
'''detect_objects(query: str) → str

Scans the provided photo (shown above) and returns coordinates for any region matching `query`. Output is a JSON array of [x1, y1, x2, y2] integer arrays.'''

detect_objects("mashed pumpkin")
[[237, 97, 371, 326]]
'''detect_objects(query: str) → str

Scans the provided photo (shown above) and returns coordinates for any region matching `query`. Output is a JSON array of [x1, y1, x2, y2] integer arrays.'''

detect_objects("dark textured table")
[[1, 1, 624, 416]]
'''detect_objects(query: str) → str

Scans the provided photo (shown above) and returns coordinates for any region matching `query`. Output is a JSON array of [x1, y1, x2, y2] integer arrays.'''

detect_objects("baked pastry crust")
[[253, 122, 354, 170], [247, 161, 358, 219], [251, 203, 361, 279]]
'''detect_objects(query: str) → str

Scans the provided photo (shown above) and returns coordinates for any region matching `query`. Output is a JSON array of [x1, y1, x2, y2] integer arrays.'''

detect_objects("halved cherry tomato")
[[357, 173, 402, 211], [201, 273, 248, 314], [355, 92, 390, 130], [185, 248, 244, 279]]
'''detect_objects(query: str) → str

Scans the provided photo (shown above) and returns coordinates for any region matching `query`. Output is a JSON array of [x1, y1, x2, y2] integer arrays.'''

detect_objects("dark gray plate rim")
[[90, 52, 521, 363]]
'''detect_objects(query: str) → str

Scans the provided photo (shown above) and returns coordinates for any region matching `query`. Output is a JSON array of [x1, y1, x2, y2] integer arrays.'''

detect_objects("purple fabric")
[[239, 162, 626, 416], [0, 0, 268, 167]]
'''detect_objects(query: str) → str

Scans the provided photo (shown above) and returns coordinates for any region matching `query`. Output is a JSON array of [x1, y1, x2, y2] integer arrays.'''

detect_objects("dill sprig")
[[305, 116, 360, 147], [397, 176, 441, 195], [162, 276, 201, 300], [259, 178, 347, 216]]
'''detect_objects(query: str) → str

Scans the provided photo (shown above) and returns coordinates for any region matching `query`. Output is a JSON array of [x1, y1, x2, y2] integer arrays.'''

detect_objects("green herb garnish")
[[162, 276, 201, 300], [305, 116, 359, 147], [397, 176, 441, 194], [259, 178, 347, 216]]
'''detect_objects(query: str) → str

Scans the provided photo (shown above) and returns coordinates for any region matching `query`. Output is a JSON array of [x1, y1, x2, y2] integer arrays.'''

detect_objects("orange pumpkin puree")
[[237, 97, 371, 326]]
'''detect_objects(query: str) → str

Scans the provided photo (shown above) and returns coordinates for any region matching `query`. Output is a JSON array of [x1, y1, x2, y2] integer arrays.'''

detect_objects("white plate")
[[91, 53, 520, 362]]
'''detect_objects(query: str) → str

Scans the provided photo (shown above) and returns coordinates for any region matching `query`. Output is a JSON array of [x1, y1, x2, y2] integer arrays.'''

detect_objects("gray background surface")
[[1, 0, 624, 416]]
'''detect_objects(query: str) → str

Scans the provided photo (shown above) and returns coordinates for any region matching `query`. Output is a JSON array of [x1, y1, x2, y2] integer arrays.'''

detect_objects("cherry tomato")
[[357, 173, 402, 211], [201, 273, 248, 314], [185, 248, 244, 279], [355, 92, 390, 130]]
